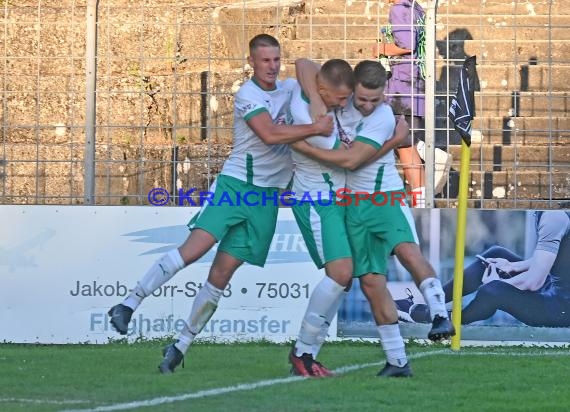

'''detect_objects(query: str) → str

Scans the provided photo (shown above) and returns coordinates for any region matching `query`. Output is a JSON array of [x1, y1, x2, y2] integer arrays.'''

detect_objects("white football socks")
[[416, 140, 426, 160], [123, 248, 185, 311], [377, 323, 408, 367], [312, 289, 347, 358], [419, 277, 448, 320], [175, 281, 224, 354], [295, 276, 345, 357]]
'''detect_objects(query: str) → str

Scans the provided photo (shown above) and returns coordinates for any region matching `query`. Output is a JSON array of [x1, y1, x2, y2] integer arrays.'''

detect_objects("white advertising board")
[[0, 206, 331, 344]]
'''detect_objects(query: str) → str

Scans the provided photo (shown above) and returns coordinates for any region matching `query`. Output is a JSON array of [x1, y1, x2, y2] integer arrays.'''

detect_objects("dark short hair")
[[249, 34, 280, 54], [354, 60, 387, 89], [320, 59, 355, 89]]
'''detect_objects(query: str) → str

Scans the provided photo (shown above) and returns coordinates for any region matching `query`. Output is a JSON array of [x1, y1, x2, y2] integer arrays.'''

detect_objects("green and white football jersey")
[[221, 77, 296, 189], [290, 89, 362, 199], [334, 95, 361, 147], [346, 102, 404, 193]]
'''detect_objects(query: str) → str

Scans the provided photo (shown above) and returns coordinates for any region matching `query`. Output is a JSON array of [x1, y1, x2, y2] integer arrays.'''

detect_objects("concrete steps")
[[472, 91, 569, 117], [302, 0, 570, 17], [440, 64, 570, 93], [434, 199, 570, 209], [438, 143, 569, 202], [436, 169, 570, 202], [436, 1, 569, 17], [283, 38, 570, 64], [285, 0, 569, 205], [438, 15, 569, 42], [463, 40, 569, 65], [294, 14, 569, 42], [446, 144, 570, 169], [464, 116, 569, 145], [281, 64, 570, 95], [434, 116, 568, 146]]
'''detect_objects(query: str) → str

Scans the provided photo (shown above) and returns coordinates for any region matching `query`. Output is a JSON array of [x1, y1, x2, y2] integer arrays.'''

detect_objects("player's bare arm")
[[295, 58, 327, 121], [291, 139, 377, 171], [486, 257, 531, 275], [291, 115, 407, 170], [488, 250, 556, 291], [247, 111, 333, 145]]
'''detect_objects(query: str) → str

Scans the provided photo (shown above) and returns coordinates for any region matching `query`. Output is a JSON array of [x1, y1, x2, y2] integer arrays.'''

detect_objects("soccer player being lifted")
[[107, 33, 334, 373], [292, 59, 455, 376], [286, 58, 356, 377], [287, 58, 413, 377]]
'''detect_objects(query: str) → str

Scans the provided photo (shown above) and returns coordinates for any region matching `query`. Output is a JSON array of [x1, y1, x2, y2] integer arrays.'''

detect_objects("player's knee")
[[325, 259, 353, 287], [359, 275, 387, 295], [334, 268, 353, 287], [207, 263, 239, 290], [178, 245, 198, 265], [393, 242, 421, 264], [477, 280, 506, 300]]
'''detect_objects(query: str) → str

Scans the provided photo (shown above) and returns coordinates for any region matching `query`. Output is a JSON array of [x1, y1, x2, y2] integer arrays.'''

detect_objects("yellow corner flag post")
[[451, 141, 470, 350], [447, 56, 479, 351]]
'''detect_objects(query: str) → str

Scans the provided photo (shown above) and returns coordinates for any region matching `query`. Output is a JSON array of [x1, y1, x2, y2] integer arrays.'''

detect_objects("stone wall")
[[1, 0, 304, 204], [1, 0, 568, 206]]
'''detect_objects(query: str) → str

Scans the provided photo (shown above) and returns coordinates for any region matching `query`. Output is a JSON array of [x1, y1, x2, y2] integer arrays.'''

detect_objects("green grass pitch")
[[1, 340, 569, 411]]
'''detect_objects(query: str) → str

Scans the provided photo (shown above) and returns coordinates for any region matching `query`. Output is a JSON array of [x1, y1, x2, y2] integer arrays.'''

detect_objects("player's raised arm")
[[295, 58, 327, 121]]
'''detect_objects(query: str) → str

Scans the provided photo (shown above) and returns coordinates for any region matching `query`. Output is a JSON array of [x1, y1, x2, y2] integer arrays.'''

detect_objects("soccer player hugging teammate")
[[292, 60, 455, 377], [107, 33, 333, 374], [287, 58, 356, 377]]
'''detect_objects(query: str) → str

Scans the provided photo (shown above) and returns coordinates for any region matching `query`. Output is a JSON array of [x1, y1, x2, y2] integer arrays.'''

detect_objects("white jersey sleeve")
[[346, 102, 405, 193], [221, 78, 296, 188]]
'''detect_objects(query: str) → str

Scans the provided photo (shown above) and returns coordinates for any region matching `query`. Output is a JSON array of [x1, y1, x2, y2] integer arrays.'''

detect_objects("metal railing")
[[1, 0, 567, 208]]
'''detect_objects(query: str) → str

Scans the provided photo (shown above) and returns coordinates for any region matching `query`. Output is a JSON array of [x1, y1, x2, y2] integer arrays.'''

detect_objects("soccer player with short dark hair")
[[293, 60, 454, 377], [107, 33, 334, 373], [287, 58, 357, 377]]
